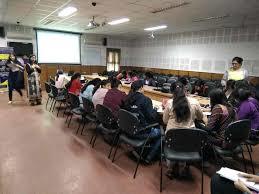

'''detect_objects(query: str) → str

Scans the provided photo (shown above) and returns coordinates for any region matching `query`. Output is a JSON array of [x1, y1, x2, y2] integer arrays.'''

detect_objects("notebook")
[[217, 167, 259, 192]]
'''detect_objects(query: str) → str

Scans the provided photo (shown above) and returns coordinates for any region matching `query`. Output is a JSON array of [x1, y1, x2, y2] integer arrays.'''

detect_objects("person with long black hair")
[[122, 80, 160, 163], [206, 88, 236, 147], [163, 81, 204, 130], [25, 54, 42, 105], [79, 78, 101, 102], [5, 53, 24, 104], [163, 81, 204, 178]]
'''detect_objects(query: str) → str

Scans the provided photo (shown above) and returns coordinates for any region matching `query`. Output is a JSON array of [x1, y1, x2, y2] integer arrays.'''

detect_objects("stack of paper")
[[217, 167, 259, 192]]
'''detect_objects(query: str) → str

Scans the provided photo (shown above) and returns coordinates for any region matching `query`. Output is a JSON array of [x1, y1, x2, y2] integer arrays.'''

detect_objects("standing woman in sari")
[[25, 55, 42, 105]]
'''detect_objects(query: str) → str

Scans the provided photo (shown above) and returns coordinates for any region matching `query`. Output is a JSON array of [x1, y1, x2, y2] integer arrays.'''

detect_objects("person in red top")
[[103, 78, 126, 117], [67, 73, 82, 95]]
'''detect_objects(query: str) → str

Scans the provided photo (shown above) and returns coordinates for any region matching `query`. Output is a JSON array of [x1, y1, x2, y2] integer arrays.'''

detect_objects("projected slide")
[[36, 30, 80, 64]]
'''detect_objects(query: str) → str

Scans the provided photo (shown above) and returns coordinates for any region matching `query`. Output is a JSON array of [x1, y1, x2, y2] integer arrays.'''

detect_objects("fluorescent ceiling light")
[[58, 7, 77, 17], [144, 25, 167, 31], [108, 18, 130, 25]]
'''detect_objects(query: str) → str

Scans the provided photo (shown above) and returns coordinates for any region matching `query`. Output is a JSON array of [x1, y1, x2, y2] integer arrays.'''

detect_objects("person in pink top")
[[92, 80, 111, 108], [126, 71, 139, 82]]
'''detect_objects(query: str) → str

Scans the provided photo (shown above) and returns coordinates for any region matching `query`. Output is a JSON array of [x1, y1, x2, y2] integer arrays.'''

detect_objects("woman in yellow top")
[[222, 57, 248, 86]]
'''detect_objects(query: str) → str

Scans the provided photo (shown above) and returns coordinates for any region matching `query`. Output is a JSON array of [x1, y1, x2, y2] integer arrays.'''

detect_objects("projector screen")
[[36, 30, 81, 64]]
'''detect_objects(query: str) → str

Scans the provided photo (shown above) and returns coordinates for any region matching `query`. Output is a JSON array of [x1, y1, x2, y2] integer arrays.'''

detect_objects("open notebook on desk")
[[217, 167, 259, 192]]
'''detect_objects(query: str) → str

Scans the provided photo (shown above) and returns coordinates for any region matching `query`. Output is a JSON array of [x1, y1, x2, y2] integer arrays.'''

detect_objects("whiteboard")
[[82, 46, 102, 66]]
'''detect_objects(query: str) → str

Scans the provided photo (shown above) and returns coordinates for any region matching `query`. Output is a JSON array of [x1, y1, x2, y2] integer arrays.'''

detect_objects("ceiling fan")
[[85, 16, 106, 30]]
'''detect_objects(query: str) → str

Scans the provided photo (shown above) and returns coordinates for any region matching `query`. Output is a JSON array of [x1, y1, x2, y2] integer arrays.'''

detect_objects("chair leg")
[[245, 144, 255, 174], [133, 144, 146, 178], [57, 102, 62, 117], [108, 133, 119, 159], [68, 114, 73, 128], [250, 145, 253, 152], [89, 130, 96, 145], [112, 139, 120, 163], [63, 106, 68, 117], [81, 119, 86, 135], [76, 121, 81, 134], [49, 99, 55, 111], [201, 151, 204, 194], [52, 100, 57, 112], [160, 156, 163, 192], [241, 150, 247, 173], [92, 133, 98, 148], [46, 96, 50, 109]]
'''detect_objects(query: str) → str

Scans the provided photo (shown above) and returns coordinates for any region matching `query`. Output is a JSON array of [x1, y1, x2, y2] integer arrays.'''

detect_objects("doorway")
[[106, 48, 120, 72]]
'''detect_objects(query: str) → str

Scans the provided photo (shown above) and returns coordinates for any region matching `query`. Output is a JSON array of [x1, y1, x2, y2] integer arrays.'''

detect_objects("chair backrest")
[[225, 120, 251, 147], [45, 82, 51, 94], [204, 81, 216, 96], [157, 77, 167, 87], [81, 97, 95, 114], [118, 109, 141, 136], [167, 78, 177, 84], [96, 104, 117, 128], [165, 128, 207, 152], [50, 78, 55, 85], [50, 84, 59, 98], [68, 93, 80, 108]]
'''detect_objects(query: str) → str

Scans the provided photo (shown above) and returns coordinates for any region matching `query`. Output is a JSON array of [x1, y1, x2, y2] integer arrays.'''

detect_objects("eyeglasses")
[[232, 62, 238, 65]]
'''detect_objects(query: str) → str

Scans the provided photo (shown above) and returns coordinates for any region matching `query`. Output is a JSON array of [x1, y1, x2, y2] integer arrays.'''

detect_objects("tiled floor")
[[0, 91, 258, 194]]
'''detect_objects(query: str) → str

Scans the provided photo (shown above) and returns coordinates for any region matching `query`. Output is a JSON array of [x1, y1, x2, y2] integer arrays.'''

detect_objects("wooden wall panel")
[[178, 70, 189, 77], [90, 66, 106, 74], [81, 66, 91, 75], [70, 65, 81, 73], [59, 65, 70, 72], [199, 72, 212, 80], [212, 73, 223, 80], [46, 65, 58, 79], [189, 71, 200, 78]]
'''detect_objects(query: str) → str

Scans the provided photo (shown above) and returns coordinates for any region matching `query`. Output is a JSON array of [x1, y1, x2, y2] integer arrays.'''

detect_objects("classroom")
[[0, 0, 259, 194]]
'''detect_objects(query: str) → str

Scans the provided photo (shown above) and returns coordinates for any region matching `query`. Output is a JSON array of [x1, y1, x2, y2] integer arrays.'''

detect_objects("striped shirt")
[[208, 104, 236, 141]]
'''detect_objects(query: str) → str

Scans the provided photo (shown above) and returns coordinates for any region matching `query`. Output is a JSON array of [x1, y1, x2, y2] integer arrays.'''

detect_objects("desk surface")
[[82, 74, 210, 113]]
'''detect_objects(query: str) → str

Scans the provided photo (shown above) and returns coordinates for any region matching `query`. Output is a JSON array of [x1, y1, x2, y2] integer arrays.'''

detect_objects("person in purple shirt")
[[236, 87, 259, 139]]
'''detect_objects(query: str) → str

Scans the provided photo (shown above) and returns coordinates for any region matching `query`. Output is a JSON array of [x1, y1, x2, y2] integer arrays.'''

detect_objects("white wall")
[[131, 25, 259, 76], [2, 24, 259, 76]]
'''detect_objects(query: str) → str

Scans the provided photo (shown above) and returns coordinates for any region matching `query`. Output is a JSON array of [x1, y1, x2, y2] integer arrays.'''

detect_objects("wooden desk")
[[83, 75, 210, 106]]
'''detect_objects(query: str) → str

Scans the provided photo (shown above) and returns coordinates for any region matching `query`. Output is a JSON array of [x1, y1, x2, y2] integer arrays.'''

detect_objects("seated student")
[[116, 70, 127, 80], [55, 70, 66, 89], [103, 78, 126, 117], [67, 73, 82, 96], [144, 72, 156, 87], [126, 71, 139, 82], [224, 80, 236, 99], [163, 81, 204, 130], [163, 81, 204, 178], [192, 79, 206, 96], [122, 80, 161, 163], [211, 173, 259, 194], [92, 80, 111, 108], [80, 78, 101, 102], [178, 76, 192, 94], [236, 87, 259, 140], [206, 89, 236, 147]]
